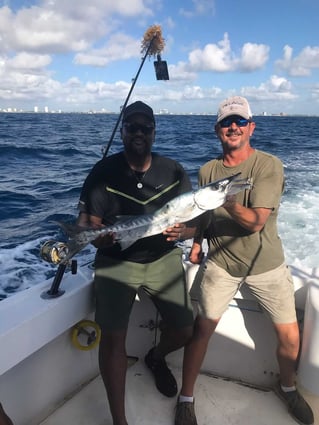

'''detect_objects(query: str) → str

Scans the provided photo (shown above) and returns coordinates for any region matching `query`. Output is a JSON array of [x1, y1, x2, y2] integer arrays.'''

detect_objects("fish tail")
[[52, 221, 90, 262], [61, 238, 89, 264], [53, 220, 83, 238]]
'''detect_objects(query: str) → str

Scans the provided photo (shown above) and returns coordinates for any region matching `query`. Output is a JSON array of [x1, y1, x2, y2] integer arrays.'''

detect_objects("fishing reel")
[[40, 240, 69, 265], [40, 240, 78, 300], [41, 240, 77, 273], [40, 239, 77, 274]]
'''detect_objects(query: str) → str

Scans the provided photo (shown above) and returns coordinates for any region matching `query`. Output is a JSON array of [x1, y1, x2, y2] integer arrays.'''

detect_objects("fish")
[[56, 172, 252, 264]]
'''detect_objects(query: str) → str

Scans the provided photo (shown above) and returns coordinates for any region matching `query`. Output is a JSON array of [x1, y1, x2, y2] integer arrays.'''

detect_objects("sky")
[[0, 0, 319, 115]]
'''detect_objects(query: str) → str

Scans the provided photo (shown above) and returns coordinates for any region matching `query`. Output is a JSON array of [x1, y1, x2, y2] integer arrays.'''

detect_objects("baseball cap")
[[217, 96, 252, 123], [122, 101, 155, 124]]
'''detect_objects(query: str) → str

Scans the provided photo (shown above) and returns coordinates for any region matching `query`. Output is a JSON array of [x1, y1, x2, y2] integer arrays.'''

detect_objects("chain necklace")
[[134, 170, 147, 189], [128, 157, 152, 189]]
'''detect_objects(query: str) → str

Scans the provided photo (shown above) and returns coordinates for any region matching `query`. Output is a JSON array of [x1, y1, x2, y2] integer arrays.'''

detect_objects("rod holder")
[[40, 261, 76, 299]]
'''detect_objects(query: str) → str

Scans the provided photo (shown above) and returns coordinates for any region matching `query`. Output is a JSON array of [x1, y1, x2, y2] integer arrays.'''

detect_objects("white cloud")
[[276, 44, 319, 77], [238, 43, 269, 71], [74, 34, 140, 67], [0, 52, 53, 100], [188, 34, 232, 72], [0, 0, 156, 109], [241, 75, 297, 101], [186, 33, 269, 73], [0, 0, 153, 53], [179, 0, 216, 17], [168, 61, 198, 82], [311, 84, 319, 102], [6, 52, 52, 71]]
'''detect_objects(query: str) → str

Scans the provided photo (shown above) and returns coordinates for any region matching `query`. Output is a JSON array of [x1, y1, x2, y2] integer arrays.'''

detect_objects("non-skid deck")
[[39, 360, 300, 425]]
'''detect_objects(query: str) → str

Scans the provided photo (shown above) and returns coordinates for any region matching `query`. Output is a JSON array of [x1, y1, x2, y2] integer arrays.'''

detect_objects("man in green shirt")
[[175, 96, 314, 425]]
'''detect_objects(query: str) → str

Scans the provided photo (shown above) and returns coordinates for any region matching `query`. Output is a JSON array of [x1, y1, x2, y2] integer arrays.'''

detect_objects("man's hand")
[[163, 223, 196, 242], [92, 231, 115, 249], [189, 241, 204, 264]]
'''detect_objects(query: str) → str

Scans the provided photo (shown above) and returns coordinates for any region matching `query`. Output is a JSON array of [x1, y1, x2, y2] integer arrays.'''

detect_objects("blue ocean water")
[[1, 113, 319, 298]]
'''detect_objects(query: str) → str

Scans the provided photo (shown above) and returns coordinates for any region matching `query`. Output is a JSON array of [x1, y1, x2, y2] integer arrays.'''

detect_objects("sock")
[[179, 395, 194, 403], [281, 384, 296, 392]]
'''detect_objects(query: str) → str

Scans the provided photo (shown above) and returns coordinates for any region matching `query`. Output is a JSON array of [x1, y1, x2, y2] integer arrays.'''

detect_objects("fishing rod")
[[102, 24, 169, 157], [41, 25, 169, 299]]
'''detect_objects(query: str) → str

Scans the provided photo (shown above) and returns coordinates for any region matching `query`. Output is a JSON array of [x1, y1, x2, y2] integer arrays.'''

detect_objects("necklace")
[[129, 158, 152, 189], [134, 170, 147, 189]]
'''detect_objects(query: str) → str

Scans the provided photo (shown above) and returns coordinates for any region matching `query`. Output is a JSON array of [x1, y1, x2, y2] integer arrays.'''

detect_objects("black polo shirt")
[[78, 152, 192, 263]]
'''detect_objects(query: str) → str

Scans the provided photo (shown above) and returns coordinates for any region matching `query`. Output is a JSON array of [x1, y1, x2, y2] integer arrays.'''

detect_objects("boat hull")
[[1, 260, 318, 424]]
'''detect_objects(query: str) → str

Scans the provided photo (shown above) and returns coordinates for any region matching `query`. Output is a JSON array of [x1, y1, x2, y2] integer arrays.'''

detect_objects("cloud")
[[188, 33, 232, 72], [241, 75, 297, 101], [0, 0, 157, 109], [276, 44, 319, 77], [186, 33, 269, 73], [311, 84, 319, 102], [0, 0, 153, 53], [0, 52, 53, 100], [238, 43, 270, 71], [74, 34, 141, 67], [166, 33, 269, 80], [179, 0, 216, 17], [5, 52, 52, 72], [168, 61, 198, 82]]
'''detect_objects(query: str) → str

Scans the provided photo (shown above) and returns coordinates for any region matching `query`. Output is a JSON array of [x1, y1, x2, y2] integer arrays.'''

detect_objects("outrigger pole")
[[42, 25, 169, 299], [102, 24, 169, 157]]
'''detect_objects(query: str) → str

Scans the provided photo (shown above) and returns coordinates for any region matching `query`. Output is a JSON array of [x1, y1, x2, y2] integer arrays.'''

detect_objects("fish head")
[[194, 173, 252, 210]]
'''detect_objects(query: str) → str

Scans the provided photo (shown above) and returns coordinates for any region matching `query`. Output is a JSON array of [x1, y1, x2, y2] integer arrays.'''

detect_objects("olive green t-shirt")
[[199, 150, 285, 277]]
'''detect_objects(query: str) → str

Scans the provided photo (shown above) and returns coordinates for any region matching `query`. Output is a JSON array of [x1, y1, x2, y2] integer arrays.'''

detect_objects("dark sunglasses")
[[123, 122, 155, 135], [219, 116, 251, 128]]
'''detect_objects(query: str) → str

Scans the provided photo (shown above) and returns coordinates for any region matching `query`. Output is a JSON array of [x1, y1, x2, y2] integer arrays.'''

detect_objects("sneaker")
[[144, 347, 177, 397], [175, 400, 198, 425], [275, 383, 314, 425]]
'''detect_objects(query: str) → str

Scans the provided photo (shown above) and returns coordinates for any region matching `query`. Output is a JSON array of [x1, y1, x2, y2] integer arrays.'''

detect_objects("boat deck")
[[39, 360, 300, 425]]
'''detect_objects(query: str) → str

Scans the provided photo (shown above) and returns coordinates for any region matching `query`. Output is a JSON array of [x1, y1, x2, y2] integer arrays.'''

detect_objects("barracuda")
[[56, 172, 251, 264]]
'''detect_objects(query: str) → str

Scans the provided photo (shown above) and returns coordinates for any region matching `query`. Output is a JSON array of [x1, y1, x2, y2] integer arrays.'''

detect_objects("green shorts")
[[94, 248, 194, 330], [190, 260, 297, 324]]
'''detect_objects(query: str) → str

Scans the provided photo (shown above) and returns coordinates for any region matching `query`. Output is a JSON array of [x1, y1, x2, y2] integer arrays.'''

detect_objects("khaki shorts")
[[94, 248, 194, 330], [190, 259, 297, 324]]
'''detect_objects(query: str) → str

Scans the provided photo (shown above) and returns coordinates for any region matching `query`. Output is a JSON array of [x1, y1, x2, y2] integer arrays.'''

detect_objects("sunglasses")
[[123, 122, 155, 135], [219, 116, 251, 128]]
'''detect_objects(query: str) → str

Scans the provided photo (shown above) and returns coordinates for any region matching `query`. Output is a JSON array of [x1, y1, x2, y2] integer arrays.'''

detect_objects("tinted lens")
[[219, 116, 250, 128], [124, 123, 154, 135]]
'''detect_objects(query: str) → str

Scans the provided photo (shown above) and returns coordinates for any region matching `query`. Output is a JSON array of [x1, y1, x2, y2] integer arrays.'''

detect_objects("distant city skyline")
[[1, 105, 318, 118]]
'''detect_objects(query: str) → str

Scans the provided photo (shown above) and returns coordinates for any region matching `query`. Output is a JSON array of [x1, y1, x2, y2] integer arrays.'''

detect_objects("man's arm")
[[223, 195, 272, 232]]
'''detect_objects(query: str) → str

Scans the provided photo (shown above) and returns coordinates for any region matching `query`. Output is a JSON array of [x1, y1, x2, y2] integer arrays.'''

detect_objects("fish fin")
[[61, 239, 89, 263], [51, 221, 91, 262], [53, 220, 85, 238]]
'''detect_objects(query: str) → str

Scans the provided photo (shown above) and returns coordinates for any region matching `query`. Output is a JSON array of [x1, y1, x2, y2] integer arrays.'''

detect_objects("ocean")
[[1, 112, 318, 299]]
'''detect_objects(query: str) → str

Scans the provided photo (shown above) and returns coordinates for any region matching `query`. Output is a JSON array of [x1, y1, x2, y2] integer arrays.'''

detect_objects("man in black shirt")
[[78, 101, 195, 425]]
